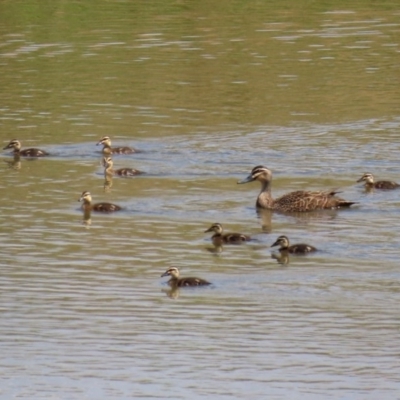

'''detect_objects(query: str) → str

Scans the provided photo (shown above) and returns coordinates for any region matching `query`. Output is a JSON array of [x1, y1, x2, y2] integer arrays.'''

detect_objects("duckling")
[[103, 156, 143, 177], [271, 235, 316, 254], [96, 136, 137, 154], [204, 223, 251, 246], [3, 139, 49, 157], [161, 267, 211, 287], [78, 191, 121, 213], [238, 165, 356, 212], [357, 172, 399, 190]]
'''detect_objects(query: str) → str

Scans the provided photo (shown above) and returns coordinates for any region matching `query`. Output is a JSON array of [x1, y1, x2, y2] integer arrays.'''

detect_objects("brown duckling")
[[161, 267, 211, 287], [78, 191, 122, 213], [357, 172, 399, 190], [96, 136, 137, 155], [271, 235, 317, 254], [204, 223, 251, 246], [3, 139, 49, 157], [103, 156, 143, 177], [238, 165, 356, 212]]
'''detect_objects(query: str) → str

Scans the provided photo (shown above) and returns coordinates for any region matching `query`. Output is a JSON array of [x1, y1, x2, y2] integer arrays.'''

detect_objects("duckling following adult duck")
[[103, 156, 143, 177], [3, 139, 49, 157], [271, 235, 317, 254], [161, 267, 211, 287], [204, 223, 251, 246], [96, 136, 137, 154], [78, 191, 122, 213], [357, 172, 399, 190], [238, 165, 356, 212]]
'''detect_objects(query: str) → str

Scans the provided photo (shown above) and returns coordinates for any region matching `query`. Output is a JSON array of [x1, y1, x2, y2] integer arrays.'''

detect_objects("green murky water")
[[1, 1, 400, 399]]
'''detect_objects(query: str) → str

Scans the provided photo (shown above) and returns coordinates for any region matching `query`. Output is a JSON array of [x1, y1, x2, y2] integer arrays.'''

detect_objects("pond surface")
[[1, 1, 400, 399]]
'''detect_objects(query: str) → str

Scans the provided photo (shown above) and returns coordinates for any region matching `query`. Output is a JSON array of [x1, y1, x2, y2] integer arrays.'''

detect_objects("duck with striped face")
[[103, 156, 143, 177], [357, 173, 399, 190], [97, 136, 137, 155], [161, 267, 211, 288], [204, 223, 251, 246], [79, 191, 122, 213], [271, 235, 317, 254], [3, 139, 49, 157], [238, 165, 356, 212]]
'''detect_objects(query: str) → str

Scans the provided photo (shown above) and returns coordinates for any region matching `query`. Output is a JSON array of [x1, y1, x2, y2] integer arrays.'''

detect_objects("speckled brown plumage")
[[204, 223, 250, 245], [103, 157, 143, 177], [357, 173, 399, 190], [161, 267, 211, 287], [97, 136, 137, 154], [238, 166, 356, 212], [271, 235, 317, 254], [79, 191, 122, 213], [3, 139, 49, 157]]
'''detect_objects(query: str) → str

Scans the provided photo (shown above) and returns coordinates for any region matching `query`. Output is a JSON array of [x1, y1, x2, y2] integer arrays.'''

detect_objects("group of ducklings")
[[4, 138, 400, 289], [204, 222, 315, 253]]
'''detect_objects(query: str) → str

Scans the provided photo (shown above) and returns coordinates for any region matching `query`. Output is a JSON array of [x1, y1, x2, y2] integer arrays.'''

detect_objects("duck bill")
[[204, 227, 213, 233], [3, 144, 11, 150], [356, 177, 364, 183], [96, 140, 103, 146], [237, 174, 254, 184], [161, 272, 170, 277], [270, 240, 280, 248]]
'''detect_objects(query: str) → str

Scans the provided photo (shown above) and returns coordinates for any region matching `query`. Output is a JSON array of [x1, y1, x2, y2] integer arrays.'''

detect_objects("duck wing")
[[223, 233, 251, 244], [178, 277, 211, 287], [374, 181, 400, 189], [274, 190, 356, 212]]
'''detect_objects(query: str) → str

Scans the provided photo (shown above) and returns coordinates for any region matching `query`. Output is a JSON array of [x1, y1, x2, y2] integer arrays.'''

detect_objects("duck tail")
[[338, 200, 358, 208]]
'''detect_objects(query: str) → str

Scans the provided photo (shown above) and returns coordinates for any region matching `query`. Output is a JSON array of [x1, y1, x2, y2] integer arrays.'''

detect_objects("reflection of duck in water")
[[103, 174, 113, 192], [271, 235, 317, 254], [204, 223, 251, 246], [97, 136, 137, 155], [3, 139, 49, 157], [238, 166, 356, 212], [4, 156, 22, 170], [256, 208, 273, 233], [357, 172, 399, 190], [161, 267, 211, 288], [78, 191, 122, 213], [103, 156, 143, 177], [271, 251, 290, 265], [162, 286, 181, 299]]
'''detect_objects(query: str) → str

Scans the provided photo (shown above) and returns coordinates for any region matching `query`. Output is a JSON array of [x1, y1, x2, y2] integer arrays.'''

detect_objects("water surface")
[[1, 1, 400, 399]]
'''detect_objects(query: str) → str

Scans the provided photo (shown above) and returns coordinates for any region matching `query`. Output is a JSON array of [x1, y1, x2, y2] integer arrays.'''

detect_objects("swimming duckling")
[[78, 191, 122, 213], [96, 136, 137, 154], [103, 156, 143, 177], [204, 223, 251, 246], [357, 172, 399, 190], [161, 267, 211, 287], [271, 235, 317, 254], [238, 165, 356, 212], [3, 139, 49, 157]]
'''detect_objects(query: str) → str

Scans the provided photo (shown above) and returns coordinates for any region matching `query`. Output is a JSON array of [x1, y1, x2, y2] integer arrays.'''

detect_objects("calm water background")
[[1, 1, 400, 399]]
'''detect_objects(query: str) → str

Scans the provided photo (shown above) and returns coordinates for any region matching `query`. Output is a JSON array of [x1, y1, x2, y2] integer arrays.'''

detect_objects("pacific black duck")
[[161, 267, 211, 287], [96, 136, 137, 154], [271, 235, 317, 254], [238, 165, 356, 212], [204, 223, 251, 245], [357, 172, 399, 190], [3, 139, 49, 157], [79, 191, 122, 212], [103, 156, 143, 176]]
